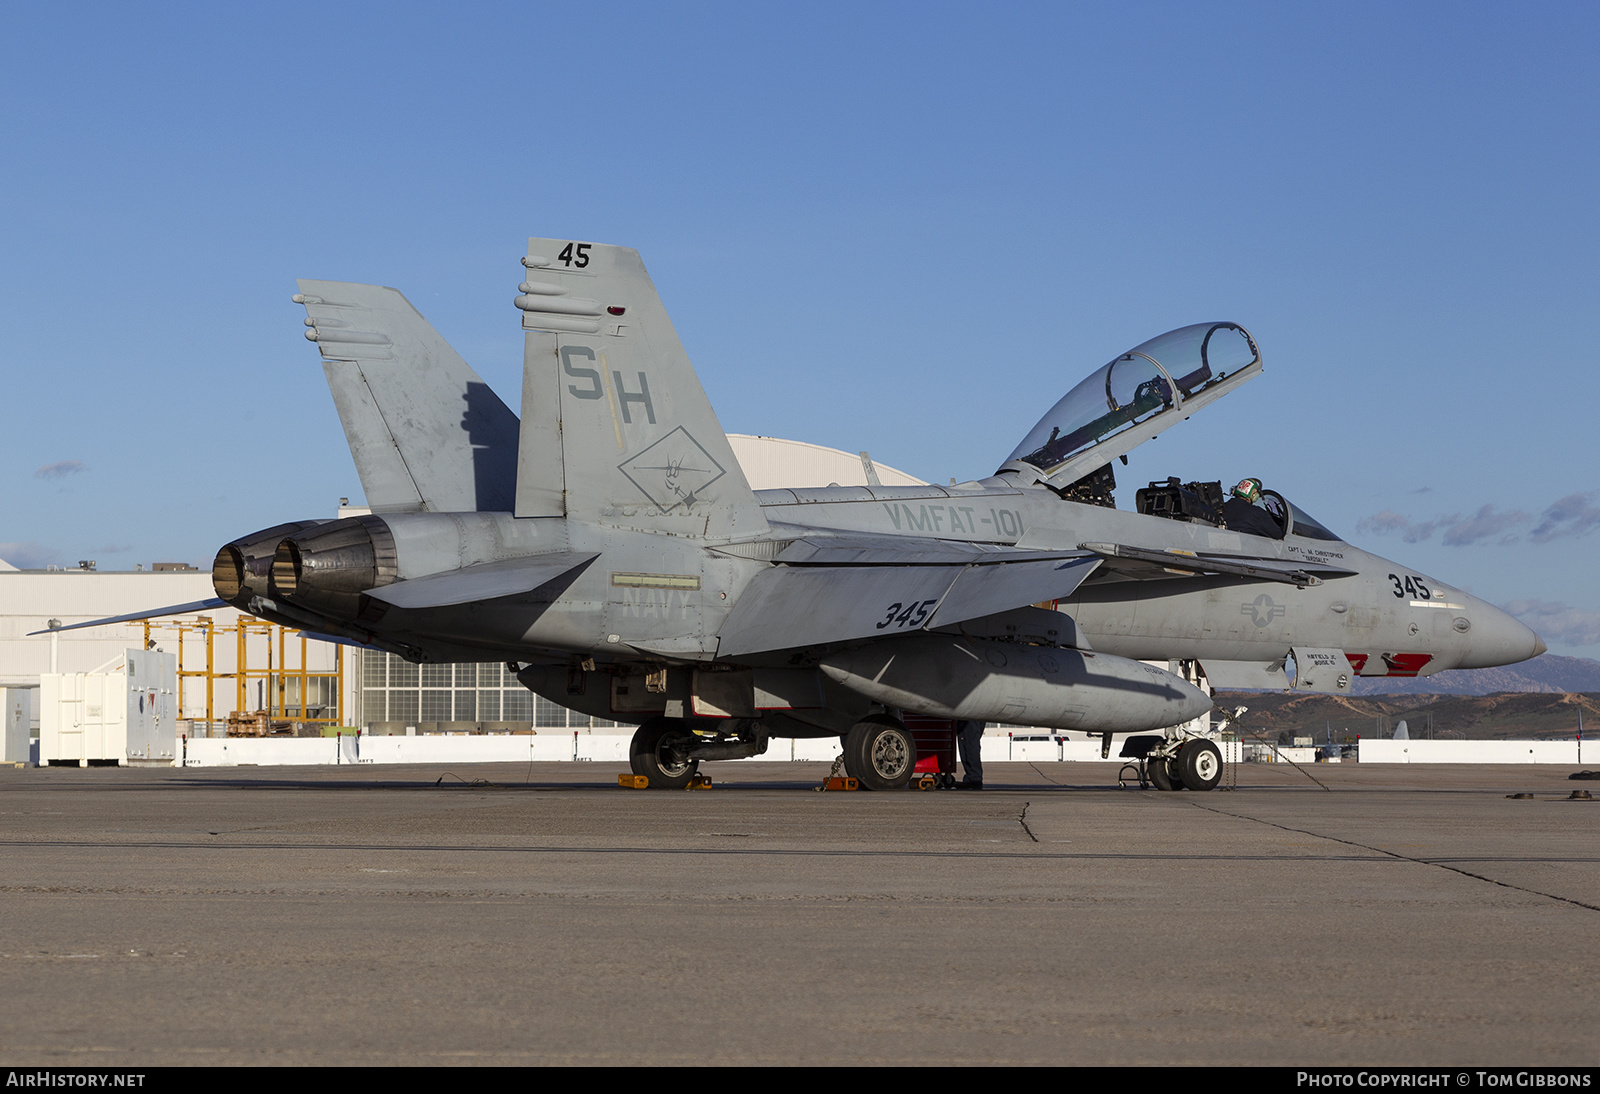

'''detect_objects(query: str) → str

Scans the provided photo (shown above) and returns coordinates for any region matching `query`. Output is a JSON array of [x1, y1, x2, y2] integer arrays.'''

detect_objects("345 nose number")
[[877, 599, 939, 629], [1389, 573, 1431, 599]]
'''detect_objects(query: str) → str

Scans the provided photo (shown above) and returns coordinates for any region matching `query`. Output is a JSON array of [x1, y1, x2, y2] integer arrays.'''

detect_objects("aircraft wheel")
[[844, 715, 917, 791], [1176, 739, 1222, 792], [1147, 754, 1180, 791], [629, 717, 699, 790]]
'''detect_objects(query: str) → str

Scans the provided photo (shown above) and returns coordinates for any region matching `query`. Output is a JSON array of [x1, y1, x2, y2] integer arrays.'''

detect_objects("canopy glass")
[[1007, 323, 1259, 474]]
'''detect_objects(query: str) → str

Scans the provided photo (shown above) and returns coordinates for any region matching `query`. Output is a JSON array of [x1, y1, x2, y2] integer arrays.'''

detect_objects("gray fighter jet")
[[100, 238, 1549, 791]]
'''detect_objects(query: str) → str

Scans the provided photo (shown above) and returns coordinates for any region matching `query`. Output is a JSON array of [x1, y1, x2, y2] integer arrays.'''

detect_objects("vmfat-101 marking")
[[884, 503, 1024, 539]]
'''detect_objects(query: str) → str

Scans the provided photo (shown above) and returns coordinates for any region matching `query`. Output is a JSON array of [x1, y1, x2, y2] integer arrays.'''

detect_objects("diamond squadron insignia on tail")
[[619, 427, 726, 512]]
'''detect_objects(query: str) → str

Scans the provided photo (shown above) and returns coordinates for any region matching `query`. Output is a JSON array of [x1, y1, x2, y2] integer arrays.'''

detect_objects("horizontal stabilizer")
[[1079, 542, 1356, 587], [717, 555, 1099, 657], [28, 598, 227, 635], [364, 553, 598, 610]]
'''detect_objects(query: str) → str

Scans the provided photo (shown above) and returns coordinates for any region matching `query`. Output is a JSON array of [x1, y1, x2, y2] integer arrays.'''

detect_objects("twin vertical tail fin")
[[513, 239, 768, 541], [299, 280, 520, 513]]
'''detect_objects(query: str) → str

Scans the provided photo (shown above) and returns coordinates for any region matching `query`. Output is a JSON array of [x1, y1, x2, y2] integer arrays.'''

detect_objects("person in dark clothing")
[[956, 719, 985, 789], [1221, 477, 1284, 539]]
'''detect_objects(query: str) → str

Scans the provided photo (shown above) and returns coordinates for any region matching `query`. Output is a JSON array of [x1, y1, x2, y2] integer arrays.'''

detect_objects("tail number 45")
[[558, 243, 591, 268]]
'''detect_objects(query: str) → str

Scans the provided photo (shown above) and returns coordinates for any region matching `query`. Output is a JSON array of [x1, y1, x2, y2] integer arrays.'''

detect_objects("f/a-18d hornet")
[[63, 238, 1544, 791]]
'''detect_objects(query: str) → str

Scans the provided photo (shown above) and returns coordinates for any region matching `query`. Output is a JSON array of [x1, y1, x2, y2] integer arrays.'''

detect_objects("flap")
[[924, 557, 1099, 628], [717, 555, 1100, 658]]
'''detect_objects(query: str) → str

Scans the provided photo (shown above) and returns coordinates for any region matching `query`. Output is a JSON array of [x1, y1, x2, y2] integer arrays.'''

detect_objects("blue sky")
[[2, 2, 1597, 653]]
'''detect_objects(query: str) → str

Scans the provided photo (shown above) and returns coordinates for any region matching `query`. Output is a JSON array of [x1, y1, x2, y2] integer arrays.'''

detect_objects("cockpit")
[[998, 321, 1345, 543], [1135, 478, 1345, 542]]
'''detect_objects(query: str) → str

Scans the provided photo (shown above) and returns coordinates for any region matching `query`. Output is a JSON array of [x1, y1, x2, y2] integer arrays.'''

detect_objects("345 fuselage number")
[[876, 599, 938, 630]]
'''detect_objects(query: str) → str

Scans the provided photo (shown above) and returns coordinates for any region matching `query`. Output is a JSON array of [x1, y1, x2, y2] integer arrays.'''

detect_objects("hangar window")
[[355, 650, 619, 733]]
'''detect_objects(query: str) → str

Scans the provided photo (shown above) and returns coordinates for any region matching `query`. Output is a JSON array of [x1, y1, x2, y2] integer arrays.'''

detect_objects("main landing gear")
[[628, 716, 699, 790], [841, 714, 919, 791]]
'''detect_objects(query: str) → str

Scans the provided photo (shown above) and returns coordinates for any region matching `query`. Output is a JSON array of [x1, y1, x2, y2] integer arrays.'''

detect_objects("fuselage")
[[230, 476, 1542, 688]]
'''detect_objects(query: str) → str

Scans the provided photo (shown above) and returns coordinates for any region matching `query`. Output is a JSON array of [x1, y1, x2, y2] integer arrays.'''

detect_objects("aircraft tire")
[[1147, 754, 1180, 791], [1176, 739, 1222, 792], [629, 717, 699, 790], [844, 715, 917, 791]]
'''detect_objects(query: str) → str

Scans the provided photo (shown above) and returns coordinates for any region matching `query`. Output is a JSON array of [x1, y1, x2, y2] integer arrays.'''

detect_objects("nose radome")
[[1458, 598, 1545, 669]]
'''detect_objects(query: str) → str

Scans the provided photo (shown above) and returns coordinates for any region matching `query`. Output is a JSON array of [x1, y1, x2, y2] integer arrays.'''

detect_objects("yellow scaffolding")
[[141, 616, 344, 728]]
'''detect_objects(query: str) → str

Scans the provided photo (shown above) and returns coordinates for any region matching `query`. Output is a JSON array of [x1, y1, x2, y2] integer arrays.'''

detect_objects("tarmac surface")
[[0, 759, 1595, 1066]]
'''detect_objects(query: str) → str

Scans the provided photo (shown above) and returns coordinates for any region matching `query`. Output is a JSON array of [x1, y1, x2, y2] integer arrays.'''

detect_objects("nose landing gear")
[[1135, 737, 1224, 792]]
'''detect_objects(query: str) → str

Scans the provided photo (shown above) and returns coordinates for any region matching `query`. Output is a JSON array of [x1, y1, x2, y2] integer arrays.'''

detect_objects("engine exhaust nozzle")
[[267, 515, 397, 619], [212, 520, 329, 607]]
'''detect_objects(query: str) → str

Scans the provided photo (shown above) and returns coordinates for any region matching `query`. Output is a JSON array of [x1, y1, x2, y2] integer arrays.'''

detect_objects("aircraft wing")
[[1077, 542, 1357, 588], [26, 598, 229, 635], [716, 554, 1100, 657], [364, 553, 599, 610]]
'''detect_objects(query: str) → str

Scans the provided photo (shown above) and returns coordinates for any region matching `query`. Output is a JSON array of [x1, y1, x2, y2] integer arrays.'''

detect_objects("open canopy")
[[1003, 322, 1261, 485]]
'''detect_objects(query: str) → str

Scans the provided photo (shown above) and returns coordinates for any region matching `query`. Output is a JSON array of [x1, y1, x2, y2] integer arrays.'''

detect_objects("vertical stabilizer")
[[514, 239, 768, 540], [299, 280, 519, 513]]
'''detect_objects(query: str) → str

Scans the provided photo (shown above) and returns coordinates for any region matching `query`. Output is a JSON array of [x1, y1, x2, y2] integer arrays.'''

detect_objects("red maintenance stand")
[[902, 714, 960, 789]]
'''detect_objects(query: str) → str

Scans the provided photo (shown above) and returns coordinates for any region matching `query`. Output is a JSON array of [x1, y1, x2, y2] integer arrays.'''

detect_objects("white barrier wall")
[[167, 733, 1194, 768], [178, 733, 854, 767], [1359, 739, 1587, 764], [152, 735, 1600, 769]]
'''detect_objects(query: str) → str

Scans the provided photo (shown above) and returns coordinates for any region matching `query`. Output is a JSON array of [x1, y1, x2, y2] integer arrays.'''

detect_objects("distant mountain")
[[1210, 689, 1598, 742], [1349, 654, 1600, 696]]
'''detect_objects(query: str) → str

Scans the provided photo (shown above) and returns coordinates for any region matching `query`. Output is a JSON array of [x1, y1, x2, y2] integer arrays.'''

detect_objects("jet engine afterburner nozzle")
[[268, 515, 398, 619], [212, 520, 330, 608]]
